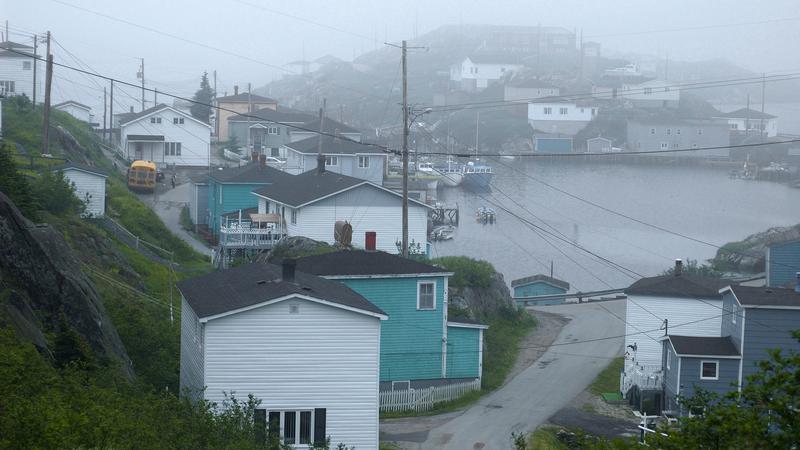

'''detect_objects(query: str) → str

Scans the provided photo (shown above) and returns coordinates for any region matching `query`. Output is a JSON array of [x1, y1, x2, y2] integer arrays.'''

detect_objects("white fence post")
[[379, 379, 481, 413]]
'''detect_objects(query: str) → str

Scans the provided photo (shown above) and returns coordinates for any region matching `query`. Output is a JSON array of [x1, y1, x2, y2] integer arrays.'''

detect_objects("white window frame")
[[660, 142, 668, 150], [700, 360, 719, 380], [543, 107, 552, 115], [324, 155, 338, 167], [417, 280, 436, 310], [22, 61, 31, 70], [358, 156, 370, 168], [290, 209, 297, 225], [666, 350, 671, 370], [559, 107, 568, 115], [265, 410, 314, 446], [650, 128, 656, 134], [731, 304, 737, 324]]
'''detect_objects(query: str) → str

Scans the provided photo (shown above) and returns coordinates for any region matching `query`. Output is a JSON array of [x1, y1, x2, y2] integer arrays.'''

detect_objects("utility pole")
[[42, 31, 52, 154], [154, 88, 158, 105], [109, 80, 114, 145], [213, 70, 218, 137], [32, 35, 37, 106], [103, 86, 107, 143], [317, 98, 326, 156], [139, 58, 145, 111], [760, 73, 766, 137], [401, 40, 409, 257], [247, 82, 252, 155]]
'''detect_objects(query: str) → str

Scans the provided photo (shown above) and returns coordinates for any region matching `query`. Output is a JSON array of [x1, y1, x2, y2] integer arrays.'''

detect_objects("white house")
[[0, 41, 40, 100], [450, 56, 523, 91], [55, 163, 108, 217], [251, 168, 431, 254], [54, 100, 93, 123], [178, 260, 386, 449], [503, 79, 560, 102], [621, 261, 731, 397], [119, 103, 211, 167], [714, 108, 778, 137], [620, 79, 680, 108], [528, 99, 597, 135], [282, 135, 386, 184]]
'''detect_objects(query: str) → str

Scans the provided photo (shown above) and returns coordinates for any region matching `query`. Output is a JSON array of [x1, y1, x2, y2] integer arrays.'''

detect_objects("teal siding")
[[207, 181, 264, 234], [767, 240, 800, 288], [341, 277, 446, 382], [513, 282, 566, 298], [536, 138, 572, 153], [446, 326, 480, 378]]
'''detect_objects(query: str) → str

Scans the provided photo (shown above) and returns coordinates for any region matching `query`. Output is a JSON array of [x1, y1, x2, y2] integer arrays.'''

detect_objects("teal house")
[[205, 162, 288, 237], [511, 274, 569, 299], [295, 250, 487, 389], [766, 239, 800, 288]]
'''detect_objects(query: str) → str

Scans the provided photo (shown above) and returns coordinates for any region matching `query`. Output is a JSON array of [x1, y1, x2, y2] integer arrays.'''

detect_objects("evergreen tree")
[[190, 72, 214, 123], [0, 140, 38, 219]]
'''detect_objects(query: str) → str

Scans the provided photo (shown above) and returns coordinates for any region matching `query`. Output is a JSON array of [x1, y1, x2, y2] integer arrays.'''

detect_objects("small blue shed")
[[511, 274, 570, 298], [766, 239, 800, 288], [534, 136, 573, 153]]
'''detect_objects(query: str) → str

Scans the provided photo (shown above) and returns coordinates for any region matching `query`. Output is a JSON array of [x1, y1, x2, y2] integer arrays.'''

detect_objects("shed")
[[587, 136, 612, 153], [188, 175, 209, 227], [766, 239, 800, 288], [53, 163, 108, 217], [511, 274, 569, 298], [534, 135, 573, 153], [53, 100, 93, 123]]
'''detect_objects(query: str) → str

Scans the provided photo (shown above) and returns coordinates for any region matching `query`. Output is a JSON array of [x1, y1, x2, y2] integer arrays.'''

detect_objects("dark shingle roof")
[[285, 135, 381, 155], [668, 335, 740, 357], [228, 107, 315, 123], [53, 162, 109, 177], [511, 274, 569, 290], [208, 162, 289, 184], [295, 250, 452, 277], [626, 274, 731, 299], [716, 108, 776, 120], [177, 262, 385, 319], [118, 103, 208, 127], [728, 285, 800, 308], [215, 93, 277, 104], [252, 169, 366, 207]]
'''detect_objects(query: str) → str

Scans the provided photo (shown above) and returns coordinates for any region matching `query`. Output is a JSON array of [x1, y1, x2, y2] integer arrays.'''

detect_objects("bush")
[[31, 169, 86, 217], [430, 256, 495, 289], [0, 140, 37, 218], [180, 205, 195, 232]]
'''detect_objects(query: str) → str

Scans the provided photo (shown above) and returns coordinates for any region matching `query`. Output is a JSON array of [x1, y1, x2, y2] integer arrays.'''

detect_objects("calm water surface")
[[432, 160, 800, 292]]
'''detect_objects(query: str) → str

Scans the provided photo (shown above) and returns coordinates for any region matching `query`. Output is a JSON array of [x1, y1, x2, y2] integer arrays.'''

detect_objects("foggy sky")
[[5, 0, 800, 114]]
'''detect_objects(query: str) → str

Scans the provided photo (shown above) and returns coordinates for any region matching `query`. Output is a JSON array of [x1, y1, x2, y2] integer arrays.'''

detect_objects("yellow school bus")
[[127, 160, 157, 192]]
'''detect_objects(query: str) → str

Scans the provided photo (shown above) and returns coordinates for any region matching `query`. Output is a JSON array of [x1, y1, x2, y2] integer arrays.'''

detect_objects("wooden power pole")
[[103, 86, 107, 143], [42, 31, 52, 154], [32, 35, 37, 106], [139, 58, 145, 111], [401, 40, 409, 257]]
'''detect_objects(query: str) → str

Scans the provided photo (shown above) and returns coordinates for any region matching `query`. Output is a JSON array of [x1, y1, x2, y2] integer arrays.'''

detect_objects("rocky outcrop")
[[0, 192, 133, 378], [713, 224, 800, 273], [449, 271, 517, 320], [257, 236, 335, 262]]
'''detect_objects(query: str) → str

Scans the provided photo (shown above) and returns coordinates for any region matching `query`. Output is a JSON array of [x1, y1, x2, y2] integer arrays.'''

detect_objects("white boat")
[[433, 159, 464, 187], [430, 225, 456, 241]]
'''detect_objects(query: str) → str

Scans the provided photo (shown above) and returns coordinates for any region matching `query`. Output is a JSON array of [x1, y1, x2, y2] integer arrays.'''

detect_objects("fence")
[[379, 378, 481, 413]]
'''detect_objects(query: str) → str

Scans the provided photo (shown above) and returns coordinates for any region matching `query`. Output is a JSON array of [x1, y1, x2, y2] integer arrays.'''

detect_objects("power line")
[[584, 16, 800, 39]]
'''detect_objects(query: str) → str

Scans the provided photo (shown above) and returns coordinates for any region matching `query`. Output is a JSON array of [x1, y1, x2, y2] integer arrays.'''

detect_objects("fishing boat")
[[462, 160, 493, 190], [433, 159, 464, 187], [475, 206, 496, 224], [430, 225, 456, 241]]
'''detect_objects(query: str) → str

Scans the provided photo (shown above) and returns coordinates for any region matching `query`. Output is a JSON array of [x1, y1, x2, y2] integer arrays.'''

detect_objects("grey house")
[[283, 136, 387, 184], [662, 285, 800, 416], [227, 107, 315, 157], [626, 118, 730, 158]]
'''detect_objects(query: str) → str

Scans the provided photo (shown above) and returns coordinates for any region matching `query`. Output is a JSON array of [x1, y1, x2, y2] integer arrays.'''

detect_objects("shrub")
[[430, 256, 495, 288]]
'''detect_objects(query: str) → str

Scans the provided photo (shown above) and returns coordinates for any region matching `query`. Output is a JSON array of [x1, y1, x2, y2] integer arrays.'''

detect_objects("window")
[[697, 128, 703, 135], [474, 67, 478, 74], [676, 128, 681, 135], [692, 143, 698, 148], [173, 117, 184, 124], [165, 142, 181, 156], [256, 409, 323, 446], [673, 143, 680, 149], [290, 209, 297, 225], [666, 128, 671, 135], [666, 350, 671, 370], [559, 107, 568, 115], [271, 147, 280, 157], [267, 126, 280, 135], [730, 123, 739, 130], [660, 142, 668, 150], [650, 128, 656, 135], [543, 107, 552, 115], [358, 156, 370, 168], [701, 360, 719, 380], [324, 155, 338, 166], [731, 304, 737, 324], [417, 281, 435, 310], [0, 80, 15, 93], [22, 61, 31, 70], [150, 117, 162, 124], [644, 87, 653, 95]]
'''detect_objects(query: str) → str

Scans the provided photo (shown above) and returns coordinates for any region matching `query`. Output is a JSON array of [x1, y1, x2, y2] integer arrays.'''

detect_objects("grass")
[[589, 357, 624, 396], [528, 426, 568, 450]]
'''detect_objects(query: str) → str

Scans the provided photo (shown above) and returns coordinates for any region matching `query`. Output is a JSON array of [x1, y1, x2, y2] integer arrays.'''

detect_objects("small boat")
[[430, 225, 456, 241], [434, 159, 464, 187], [476, 206, 496, 224], [462, 161, 493, 190], [417, 161, 438, 175]]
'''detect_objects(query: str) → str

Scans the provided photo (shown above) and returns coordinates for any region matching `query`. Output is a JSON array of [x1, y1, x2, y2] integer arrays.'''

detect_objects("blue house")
[[294, 250, 487, 390], [205, 162, 289, 237], [766, 239, 800, 288], [511, 274, 569, 298], [662, 285, 800, 416]]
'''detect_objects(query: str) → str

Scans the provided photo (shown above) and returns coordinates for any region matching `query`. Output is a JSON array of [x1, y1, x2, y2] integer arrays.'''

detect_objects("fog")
[[5, 0, 800, 112]]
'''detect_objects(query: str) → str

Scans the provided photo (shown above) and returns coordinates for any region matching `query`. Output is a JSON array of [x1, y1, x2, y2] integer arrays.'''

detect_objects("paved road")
[[149, 182, 211, 258], [383, 300, 625, 450]]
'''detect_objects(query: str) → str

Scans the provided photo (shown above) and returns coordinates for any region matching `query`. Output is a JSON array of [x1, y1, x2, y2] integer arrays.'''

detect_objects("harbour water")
[[432, 159, 800, 292]]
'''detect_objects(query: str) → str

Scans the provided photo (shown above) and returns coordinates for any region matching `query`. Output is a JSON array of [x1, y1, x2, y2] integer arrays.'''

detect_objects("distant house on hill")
[[503, 79, 559, 102], [281, 135, 386, 184], [0, 41, 40, 100], [511, 274, 569, 298], [450, 56, 523, 91], [626, 118, 730, 158], [713, 108, 778, 137], [766, 239, 800, 288], [620, 79, 680, 109], [227, 107, 315, 158], [53, 163, 108, 218], [54, 100, 93, 123], [213, 88, 278, 141], [528, 98, 597, 136]]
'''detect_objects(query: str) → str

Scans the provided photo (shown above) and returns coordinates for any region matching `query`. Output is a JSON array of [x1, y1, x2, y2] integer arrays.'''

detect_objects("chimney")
[[317, 153, 326, 174], [130, 106, 134, 113], [259, 154, 266, 168], [795, 272, 800, 294], [334, 128, 341, 142], [282, 258, 296, 282], [234, 85, 239, 96], [674, 259, 683, 276], [365, 232, 377, 251]]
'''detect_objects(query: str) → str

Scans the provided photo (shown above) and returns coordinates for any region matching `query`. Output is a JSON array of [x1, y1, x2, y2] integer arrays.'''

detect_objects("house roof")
[[215, 92, 277, 104], [511, 274, 569, 291], [177, 261, 386, 319], [252, 169, 430, 209], [667, 335, 741, 357], [53, 100, 92, 111], [716, 108, 776, 120], [448, 317, 489, 329], [0, 41, 33, 50], [508, 79, 558, 89], [228, 106, 316, 124], [285, 135, 382, 155], [0, 41, 34, 57], [300, 117, 361, 135], [294, 250, 452, 277], [53, 162, 109, 178], [726, 285, 800, 308], [119, 103, 211, 128], [626, 274, 731, 299], [466, 55, 522, 65], [208, 162, 289, 184]]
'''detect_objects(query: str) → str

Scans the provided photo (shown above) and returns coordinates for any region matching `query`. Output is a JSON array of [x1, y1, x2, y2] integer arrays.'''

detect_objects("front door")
[[134, 142, 143, 160]]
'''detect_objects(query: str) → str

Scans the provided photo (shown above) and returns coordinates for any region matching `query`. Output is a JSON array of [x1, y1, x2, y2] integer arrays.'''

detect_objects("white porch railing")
[[621, 363, 663, 397], [379, 379, 481, 413], [219, 220, 286, 248]]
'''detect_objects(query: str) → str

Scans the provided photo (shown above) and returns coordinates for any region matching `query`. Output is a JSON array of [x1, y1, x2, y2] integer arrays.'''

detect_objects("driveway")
[[147, 181, 211, 258], [381, 300, 625, 450]]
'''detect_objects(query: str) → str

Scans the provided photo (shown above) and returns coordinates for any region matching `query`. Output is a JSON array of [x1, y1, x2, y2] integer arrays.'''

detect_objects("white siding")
[[121, 108, 211, 167], [179, 297, 204, 401], [624, 295, 723, 371], [528, 102, 595, 122], [0, 56, 40, 100], [286, 184, 428, 254], [61, 168, 106, 217], [55, 103, 92, 122], [203, 298, 381, 450]]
